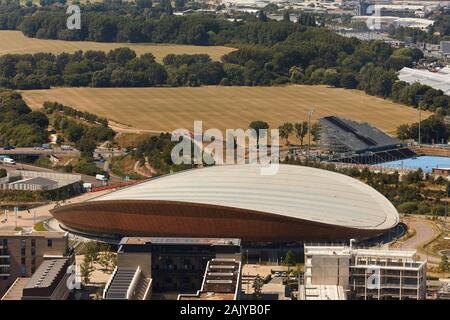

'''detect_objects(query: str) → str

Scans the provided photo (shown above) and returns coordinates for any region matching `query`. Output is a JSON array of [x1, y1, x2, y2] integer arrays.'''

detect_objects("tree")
[[98, 246, 117, 274], [284, 250, 296, 274], [136, 0, 152, 9], [257, 10, 268, 22], [77, 136, 97, 158], [80, 257, 95, 284], [440, 255, 449, 273], [249, 121, 269, 146], [397, 124, 410, 141], [310, 122, 319, 142], [278, 122, 293, 145], [252, 274, 264, 300], [294, 121, 308, 147], [282, 10, 290, 22]]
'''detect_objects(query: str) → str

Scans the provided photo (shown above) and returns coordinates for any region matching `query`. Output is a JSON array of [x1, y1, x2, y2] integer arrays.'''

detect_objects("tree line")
[[1, 2, 448, 117], [0, 40, 431, 96], [0, 90, 48, 147]]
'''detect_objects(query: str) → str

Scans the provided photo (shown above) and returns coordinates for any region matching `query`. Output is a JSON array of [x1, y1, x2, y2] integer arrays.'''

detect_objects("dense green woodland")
[[0, 90, 48, 146], [0, 2, 450, 141]]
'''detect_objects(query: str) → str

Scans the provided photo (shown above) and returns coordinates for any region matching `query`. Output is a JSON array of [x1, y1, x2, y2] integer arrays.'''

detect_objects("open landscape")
[[0, 31, 235, 62], [1, 0, 449, 304], [21, 85, 429, 134]]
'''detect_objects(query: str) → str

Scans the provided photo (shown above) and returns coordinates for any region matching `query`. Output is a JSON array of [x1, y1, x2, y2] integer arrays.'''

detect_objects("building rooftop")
[[398, 67, 450, 95], [24, 258, 67, 290], [10, 177, 57, 187], [90, 164, 399, 231], [304, 245, 426, 269], [178, 258, 241, 301], [0, 230, 68, 238], [299, 284, 346, 300], [120, 237, 241, 246], [319, 116, 400, 153]]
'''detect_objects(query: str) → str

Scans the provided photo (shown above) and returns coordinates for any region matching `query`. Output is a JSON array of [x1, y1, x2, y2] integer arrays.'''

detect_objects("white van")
[[3, 158, 15, 165], [83, 182, 93, 191], [95, 174, 108, 181]]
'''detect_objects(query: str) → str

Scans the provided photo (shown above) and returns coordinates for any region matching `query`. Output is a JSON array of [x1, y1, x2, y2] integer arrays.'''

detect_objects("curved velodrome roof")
[[90, 164, 399, 230]]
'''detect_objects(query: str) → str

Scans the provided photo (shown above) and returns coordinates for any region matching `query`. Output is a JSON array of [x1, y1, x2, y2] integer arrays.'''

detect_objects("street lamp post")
[[307, 107, 315, 159], [418, 105, 422, 148], [415, 95, 423, 148]]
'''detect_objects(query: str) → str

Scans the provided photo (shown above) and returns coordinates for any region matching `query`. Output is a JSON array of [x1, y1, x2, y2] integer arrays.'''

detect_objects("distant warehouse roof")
[[51, 164, 399, 242], [398, 67, 450, 95]]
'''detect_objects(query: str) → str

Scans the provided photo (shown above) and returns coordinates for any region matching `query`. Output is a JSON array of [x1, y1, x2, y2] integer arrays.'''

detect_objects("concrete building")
[[103, 237, 241, 300], [0, 171, 82, 192], [303, 244, 427, 300], [21, 256, 75, 300], [398, 67, 450, 96], [432, 167, 450, 177], [178, 258, 242, 300], [298, 284, 347, 300], [351, 16, 433, 30], [0, 231, 71, 297]]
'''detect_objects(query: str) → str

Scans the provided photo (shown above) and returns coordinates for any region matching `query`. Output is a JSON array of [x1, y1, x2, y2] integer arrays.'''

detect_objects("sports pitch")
[[0, 31, 235, 62], [21, 85, 428, 134]]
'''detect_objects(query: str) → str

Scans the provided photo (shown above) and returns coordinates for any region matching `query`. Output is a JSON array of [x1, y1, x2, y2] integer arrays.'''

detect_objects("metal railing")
[[126, 266, 141, 300], [102, 266, 118, 299]]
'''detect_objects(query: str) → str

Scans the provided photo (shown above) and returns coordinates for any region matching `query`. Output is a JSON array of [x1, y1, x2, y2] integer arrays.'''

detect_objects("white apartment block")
[[304, 244, 427, 300]]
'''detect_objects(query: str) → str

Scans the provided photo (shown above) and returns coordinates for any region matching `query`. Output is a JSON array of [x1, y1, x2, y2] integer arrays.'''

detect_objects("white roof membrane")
[[92, 164, 399, 230]]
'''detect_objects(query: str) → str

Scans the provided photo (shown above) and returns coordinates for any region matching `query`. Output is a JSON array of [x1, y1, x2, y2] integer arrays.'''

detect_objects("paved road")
[[0, 161, 122, 186], [398, 219, 440, 263], [0, 189, 112, 232], [0, 147, 79, 157], [402, 221, 436, 250]]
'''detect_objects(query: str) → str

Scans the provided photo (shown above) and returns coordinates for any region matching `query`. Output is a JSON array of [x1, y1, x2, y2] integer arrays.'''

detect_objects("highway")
[[0, 161, 122, 187], [0, 147, 80, 157]]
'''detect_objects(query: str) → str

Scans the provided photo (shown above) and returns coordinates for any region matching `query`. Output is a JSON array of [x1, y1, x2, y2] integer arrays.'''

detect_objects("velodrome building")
[[50, 164, 399, 243]]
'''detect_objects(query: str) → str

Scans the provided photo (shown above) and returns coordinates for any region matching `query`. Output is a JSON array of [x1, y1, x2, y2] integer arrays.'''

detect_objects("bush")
[[397, 202, 418, 214], [74, 159, 104, 176]]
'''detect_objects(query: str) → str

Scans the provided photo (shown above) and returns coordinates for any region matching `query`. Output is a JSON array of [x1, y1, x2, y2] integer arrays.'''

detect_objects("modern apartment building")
[[103, 237, 241, 300], [0, 231, 71, 297], [303, 244, 427, 300]]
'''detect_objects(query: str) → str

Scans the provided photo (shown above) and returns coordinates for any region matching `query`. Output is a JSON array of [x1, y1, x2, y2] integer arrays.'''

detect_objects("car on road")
[[95, 174, 109, 181], [1, 157, 16, 165], [61, 145, 73, 151], [33, 146, 44, 150], [2, 146, 15, 150]]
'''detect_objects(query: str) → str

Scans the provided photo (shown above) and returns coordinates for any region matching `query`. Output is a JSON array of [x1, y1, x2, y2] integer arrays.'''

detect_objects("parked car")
[[61, 145, 72, 151], [3, 146, 14, 150], [2, 157, 16, 165], [95, 174, 108, 181]]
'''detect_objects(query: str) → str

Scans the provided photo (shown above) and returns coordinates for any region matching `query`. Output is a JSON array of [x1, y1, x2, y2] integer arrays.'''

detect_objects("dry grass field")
[[0, 31, 235, 62], [21, 85, 430, 134]]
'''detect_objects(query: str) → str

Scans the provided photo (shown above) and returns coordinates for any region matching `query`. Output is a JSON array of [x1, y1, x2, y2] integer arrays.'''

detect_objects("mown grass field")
[[21, 85, 429, 135], [0, 31, 235, 62]]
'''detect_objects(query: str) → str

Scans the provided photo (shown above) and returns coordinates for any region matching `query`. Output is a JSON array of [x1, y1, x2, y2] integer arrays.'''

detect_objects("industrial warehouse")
[[49, 164, 400, 243]]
